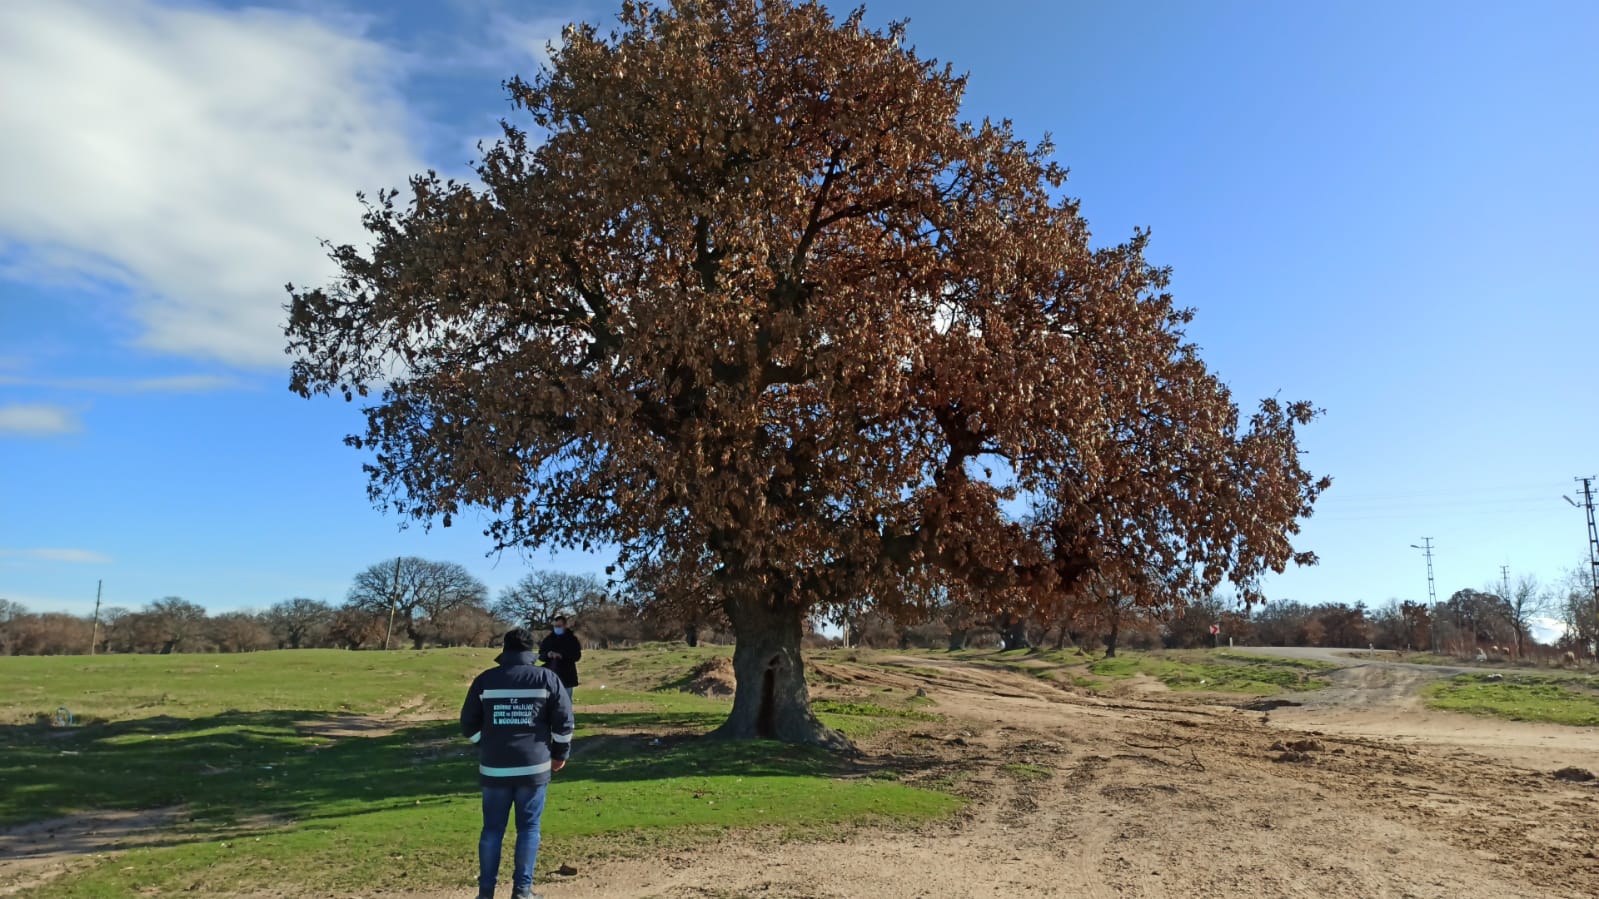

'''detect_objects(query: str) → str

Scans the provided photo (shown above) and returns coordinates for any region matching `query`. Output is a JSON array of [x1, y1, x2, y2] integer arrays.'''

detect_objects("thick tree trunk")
[[713, 595, 850, 749], [685, 624, 699, 647], [947, 628, 967, 651]]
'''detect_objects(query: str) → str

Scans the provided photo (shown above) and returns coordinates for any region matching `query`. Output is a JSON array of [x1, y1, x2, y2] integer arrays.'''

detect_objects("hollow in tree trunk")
[[712, 594, 850, 750], [998, 613, 1030, 651]]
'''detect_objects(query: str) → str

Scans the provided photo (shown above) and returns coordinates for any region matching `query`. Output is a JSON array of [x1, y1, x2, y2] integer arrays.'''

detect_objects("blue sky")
[[2, 0, 1595, 629]]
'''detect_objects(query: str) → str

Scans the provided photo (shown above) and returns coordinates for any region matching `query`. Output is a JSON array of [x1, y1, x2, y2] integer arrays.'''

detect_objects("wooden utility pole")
[[383, 557, 402, 650], [89, 579, 103, 655]]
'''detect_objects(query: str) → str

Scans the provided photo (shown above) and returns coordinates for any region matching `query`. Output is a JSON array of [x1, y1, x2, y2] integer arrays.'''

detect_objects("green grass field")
[[0, 644, 1378, 896], [1082, 649, 1335, 693], [0, 647, 959, 897], [1422, 672, 1599, 726]]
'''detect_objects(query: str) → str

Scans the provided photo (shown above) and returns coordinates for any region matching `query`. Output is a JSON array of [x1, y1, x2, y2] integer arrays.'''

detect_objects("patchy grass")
[[1423, 673, 1599, 727], [1, 647, 961, 897], [812, 699, 941, 738], [597, 642, 733, 692], [1087, 650, 1334, 694], [1000, 762, 1052, 782]]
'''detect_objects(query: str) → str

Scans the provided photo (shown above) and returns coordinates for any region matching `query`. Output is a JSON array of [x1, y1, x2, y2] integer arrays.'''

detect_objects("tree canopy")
[[287, 0, 1327, 745]]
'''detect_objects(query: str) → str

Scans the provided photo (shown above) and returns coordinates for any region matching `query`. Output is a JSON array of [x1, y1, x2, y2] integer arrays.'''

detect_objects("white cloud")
[[1529, 616, 1568, 644], [432, 0, 571, 74], [0, 548, 112, 564], [0, 404, 82, 435], [0, 0, 426, 369], [485, 13, 569, 71], [0, 373, 244, 393]]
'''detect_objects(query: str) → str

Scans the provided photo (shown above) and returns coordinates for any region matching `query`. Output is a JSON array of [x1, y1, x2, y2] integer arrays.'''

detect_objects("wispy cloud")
[[484, 13, 569, 72], [0, 404, 81, 435], [0, 374, 245, 393], [433, 0, 575, 74], [0, 0, 426, 370], [0, 547, 112, 564]]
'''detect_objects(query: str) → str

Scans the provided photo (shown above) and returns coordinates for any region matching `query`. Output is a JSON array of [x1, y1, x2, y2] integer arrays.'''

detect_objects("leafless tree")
[[492, 571, 606, 630], [266, 598, 336, 649], [345, 557, 488, 649], [209, 611, 274, 653]]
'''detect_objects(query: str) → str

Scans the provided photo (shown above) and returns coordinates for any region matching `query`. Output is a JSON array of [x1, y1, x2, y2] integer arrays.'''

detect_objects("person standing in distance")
[[538, 616, 582, 696], [461, 628, 574, 899]]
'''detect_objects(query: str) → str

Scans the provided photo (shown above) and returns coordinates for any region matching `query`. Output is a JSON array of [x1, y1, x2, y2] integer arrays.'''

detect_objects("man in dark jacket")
[[537, 616, 582, 694], [461, 628, 575, 899]]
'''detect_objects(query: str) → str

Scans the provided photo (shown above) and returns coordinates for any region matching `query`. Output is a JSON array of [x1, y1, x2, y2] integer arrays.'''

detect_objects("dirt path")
[[0, 808, 184, 897], [1234, 646, 1599, 772], [531, 654, 1599, 899]]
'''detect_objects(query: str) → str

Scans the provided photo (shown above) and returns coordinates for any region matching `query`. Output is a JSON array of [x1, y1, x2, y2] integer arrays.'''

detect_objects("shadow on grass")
[[578, 709, 726, 731], [0, 711, 477, 828], [0, 708, 860, 829], [565, 731, 840, 783]]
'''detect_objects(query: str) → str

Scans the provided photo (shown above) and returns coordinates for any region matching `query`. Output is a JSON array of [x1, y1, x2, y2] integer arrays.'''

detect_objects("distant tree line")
[[0, 556, 734, 656], [831, 562, 1599, 664], [2, 558, 1592, 661]]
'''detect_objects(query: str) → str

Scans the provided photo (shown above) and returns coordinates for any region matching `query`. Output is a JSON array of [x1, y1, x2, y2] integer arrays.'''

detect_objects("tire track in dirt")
[[528, 653, 1598, 899]]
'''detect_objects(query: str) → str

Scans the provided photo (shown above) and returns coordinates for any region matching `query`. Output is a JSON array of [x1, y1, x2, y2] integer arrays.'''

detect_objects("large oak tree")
[[287, 0, 1327, 746]]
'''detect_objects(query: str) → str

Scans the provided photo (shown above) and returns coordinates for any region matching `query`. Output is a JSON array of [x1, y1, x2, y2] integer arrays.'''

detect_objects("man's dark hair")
[[502, 627, 535, 653]]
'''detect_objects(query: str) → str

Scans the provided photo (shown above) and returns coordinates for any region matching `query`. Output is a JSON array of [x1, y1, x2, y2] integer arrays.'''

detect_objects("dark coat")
[[460, 651, 575, 786], [538, 629, 583, 688]]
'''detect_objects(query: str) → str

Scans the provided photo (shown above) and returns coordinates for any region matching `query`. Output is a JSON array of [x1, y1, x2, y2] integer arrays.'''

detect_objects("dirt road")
[[1233, 646, 1599, 771], [537, 651, 1599, 899]]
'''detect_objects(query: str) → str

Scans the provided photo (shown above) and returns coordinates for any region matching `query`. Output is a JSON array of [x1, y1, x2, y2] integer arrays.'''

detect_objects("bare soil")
[[536, 651, 1599, 899], [682, 657, 738, 697], [0, 808, 183, 897]]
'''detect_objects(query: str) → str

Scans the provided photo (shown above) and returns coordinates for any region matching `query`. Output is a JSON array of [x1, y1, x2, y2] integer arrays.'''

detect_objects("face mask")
[[553, 627, 565, 635]]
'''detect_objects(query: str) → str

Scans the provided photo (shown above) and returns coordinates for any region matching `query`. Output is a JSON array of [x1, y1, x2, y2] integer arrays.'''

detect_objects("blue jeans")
[[478, 781, 547, 893]]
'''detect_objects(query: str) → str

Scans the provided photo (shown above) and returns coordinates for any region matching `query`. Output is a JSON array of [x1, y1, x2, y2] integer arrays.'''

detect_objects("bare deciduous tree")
[[1502, 574, 1551, 658], [209, 611, 274, 653], [142, 597, 210, 654], [492, 571, 606, 630], [266, 598, 336, 649], [1559, 563, 1598, 657], [345, 558, 487, 649]]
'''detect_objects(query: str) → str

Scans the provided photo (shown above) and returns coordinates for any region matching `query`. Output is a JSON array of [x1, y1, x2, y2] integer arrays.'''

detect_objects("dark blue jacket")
[[460, 651, 575, 786], [538, 629, 583, 688]]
